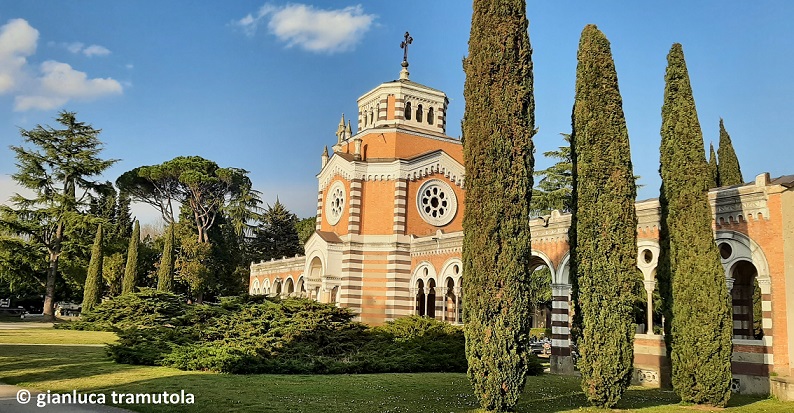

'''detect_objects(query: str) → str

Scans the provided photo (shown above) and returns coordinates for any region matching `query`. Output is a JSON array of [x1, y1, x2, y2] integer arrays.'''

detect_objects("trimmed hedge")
[[71, 291, 541, 376]]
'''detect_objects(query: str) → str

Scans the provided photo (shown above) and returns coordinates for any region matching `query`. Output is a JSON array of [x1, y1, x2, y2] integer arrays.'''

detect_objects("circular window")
[[325, 181, 346, 225], [642, 249, 653, 264], [719, 242, 733, 260], [417, 179, 458, 226]]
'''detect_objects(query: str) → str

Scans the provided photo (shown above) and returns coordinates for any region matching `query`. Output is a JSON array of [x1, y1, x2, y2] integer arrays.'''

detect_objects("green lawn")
[[0, 328, 117, 345], [0, 327, 791, 412]]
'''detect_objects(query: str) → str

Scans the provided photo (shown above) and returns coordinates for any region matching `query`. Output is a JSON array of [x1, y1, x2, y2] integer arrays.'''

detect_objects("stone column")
[[410, 287, 417, 315], [644, 280, 656, 334], [550, 283, 574, 374], [454, 286, 462, 324]]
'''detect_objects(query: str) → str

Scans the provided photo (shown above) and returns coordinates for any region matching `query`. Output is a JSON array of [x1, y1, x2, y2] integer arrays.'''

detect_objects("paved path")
[[0, 384, 134, 412]]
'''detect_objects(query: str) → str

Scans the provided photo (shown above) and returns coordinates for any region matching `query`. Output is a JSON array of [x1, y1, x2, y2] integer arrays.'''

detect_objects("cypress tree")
[[717, 118, 743, 186], [708, 142, 719, 187], [82, 223, 104, 313], [122, 220, 140, 294], [157, 223, 175, 292], [462, 0, 535, 410], [658, 43, 732, 406], [569, 24, 638, 408]]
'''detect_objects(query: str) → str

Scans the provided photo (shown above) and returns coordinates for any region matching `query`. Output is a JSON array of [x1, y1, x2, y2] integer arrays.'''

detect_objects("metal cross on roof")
[[400, 32, 413, 64]]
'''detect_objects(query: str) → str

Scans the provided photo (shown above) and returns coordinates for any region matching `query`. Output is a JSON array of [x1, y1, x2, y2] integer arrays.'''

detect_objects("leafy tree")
[[253, 200, 303, 261], [462, 0, 535, 410], [708, 143, 719, 187], [117, 156, 253, 244], [223, 184, 263, 242], [569, 24, 639, 408], [717, 118, 743, 186], [157, 224, 175, 292], [0, 111, 116, 320], [82, 224, 104, 313], [296, 216, 317, 244], [658, 43, 732, 407], [122, 220, 140, 294], [532, 134, 572, 215]]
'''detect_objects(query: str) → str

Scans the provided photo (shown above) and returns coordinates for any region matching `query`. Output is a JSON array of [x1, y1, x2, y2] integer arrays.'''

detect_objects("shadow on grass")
[[0, 344, 142, 386], [0, 343, 782, 413]]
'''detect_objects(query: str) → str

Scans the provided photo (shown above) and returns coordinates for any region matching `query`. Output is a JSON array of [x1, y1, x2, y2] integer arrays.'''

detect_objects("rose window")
[[325, 182, 346, 225], [417, 179, 457, 226]]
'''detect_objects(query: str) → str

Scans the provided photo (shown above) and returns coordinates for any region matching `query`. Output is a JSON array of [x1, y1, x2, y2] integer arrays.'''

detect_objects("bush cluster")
[[70, 291, 543, 376]]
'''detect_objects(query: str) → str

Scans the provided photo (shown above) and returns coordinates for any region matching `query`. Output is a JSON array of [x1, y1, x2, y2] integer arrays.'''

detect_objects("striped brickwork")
[[385, 245, 412, 321], [393, 179, 407, 235], [339, 244, 364, 314], [348, 179, 362, 234]]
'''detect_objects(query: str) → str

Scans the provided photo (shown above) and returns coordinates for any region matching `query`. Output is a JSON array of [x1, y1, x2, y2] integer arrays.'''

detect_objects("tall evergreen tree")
[[658, 43, 732, 406], [0, 111, 117, 320], [157, 223, 175, 292], [82, 224, 104, 313], [708, 142, 719, 187], [717, 118, 743, 186], [122, 220, 140, 294], [462, 0, 535, 410], [569, 25, 639, 408], [253, 199, 303, 261]]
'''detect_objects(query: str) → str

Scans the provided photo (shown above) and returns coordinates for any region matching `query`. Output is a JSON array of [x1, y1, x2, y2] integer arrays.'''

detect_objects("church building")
[[250, 56, 794, 399]]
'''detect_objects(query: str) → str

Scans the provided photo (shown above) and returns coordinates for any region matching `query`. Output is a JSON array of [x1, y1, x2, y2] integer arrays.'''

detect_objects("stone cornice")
[[318, 149, 464, 191]]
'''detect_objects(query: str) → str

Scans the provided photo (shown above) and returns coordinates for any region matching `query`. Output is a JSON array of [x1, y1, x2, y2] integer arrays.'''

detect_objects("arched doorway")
[[416, 279, 426, 316], [284, 278, 295, 297], [731, 260, 763, 339], [427, 279, 437, 319]]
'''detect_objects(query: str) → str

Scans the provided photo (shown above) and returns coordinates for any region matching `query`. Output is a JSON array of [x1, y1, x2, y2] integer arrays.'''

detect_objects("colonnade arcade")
[[250, 230, 770, 348], [410, 259, 463, 323]]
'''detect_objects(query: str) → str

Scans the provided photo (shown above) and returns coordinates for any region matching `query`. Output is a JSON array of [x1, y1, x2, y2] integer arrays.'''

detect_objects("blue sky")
[[0, 1, 791, 225]]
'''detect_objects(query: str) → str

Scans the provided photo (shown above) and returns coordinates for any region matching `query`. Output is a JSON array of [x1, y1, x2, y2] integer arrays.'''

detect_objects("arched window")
[[416, 279, 425, 316], [732, 260, 763, 339], [405, 102, 412, 120], [363, 112, 367, 127], [428, 107, 434, 125], [427, 278, 436, 319], [369, 110, 374, 125], [416, 104, 423, 123]]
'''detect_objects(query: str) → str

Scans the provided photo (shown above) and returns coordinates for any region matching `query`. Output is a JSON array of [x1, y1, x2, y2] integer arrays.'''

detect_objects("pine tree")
[[658, 43, 732, 407], [0, 111, 116, 320], [157, 223, 175, 292], [462, 0, 535, 410], [532, 133, 572, 216], [253, 199, 303, 261], [569, 24, 639, 408], [122, 220, 140, 294], [82, 224, 104, 313], [717, 118, 743, 186], [708, 142, 719, 187]]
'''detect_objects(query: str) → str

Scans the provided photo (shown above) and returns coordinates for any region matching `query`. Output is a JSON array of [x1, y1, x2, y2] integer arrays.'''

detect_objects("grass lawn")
[[0, 328, 117, 345], [0, 327, 791, 412]]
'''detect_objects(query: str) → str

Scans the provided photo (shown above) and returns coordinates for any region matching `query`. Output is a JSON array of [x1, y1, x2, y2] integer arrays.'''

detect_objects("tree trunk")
[[42, 253, 58, 321], [43, 221, 64, 321]]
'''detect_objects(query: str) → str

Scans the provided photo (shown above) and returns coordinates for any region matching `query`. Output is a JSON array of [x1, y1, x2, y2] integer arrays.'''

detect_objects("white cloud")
[[0, 18, 123, 111], [66, 42, 84, 54], [14, 61, 122, 111], [235, 3, 376, 53], [82, 44, 110, 57], [63, 42, 111, 57], [0, 18, 38, 93], [0, 175, 35, 207]]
